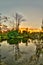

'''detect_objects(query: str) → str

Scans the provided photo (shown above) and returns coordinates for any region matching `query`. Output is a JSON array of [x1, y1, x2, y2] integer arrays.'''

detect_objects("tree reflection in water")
[[7, 30, 22, 61], [0, 41, 43, 65], [28, 41, 43, 65]]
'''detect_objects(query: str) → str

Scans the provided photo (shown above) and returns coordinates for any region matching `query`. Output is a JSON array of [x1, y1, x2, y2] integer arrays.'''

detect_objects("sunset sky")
[[0, 0, 43, 28]]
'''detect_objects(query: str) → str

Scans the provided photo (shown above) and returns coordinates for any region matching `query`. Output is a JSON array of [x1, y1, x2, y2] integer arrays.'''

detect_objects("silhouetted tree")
[[14, 12, 25, 30]]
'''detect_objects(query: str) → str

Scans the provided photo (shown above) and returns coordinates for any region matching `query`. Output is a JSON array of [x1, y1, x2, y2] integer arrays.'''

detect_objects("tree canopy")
[[7, 30, 21, 45]]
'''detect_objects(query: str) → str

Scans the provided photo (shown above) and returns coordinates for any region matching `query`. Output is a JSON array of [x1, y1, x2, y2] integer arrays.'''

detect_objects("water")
[[0, 41, 43, 65]]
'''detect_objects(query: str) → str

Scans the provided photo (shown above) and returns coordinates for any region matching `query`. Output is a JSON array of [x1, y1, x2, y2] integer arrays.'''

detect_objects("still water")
[[0, 41, 43, 65]]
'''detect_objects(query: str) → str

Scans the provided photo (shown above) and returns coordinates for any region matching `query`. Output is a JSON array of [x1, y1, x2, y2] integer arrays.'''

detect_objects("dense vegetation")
[[0, 30, 43, 44]]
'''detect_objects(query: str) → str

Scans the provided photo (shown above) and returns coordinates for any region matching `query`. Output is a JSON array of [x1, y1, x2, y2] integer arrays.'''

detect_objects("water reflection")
[[0, 39, 43, 65]]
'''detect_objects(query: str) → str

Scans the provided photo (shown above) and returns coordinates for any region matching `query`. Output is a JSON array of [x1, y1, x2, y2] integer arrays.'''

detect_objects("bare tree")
[[13, 12, 26, 30], [0, 13, 8, 24]]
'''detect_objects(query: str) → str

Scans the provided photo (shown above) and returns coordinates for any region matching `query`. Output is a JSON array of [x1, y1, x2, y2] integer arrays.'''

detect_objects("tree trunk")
[[15, 44, 20, 60]]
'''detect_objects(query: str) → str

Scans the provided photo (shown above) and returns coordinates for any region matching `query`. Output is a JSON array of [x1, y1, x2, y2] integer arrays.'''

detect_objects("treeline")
[[0, 30, 43, 44]]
